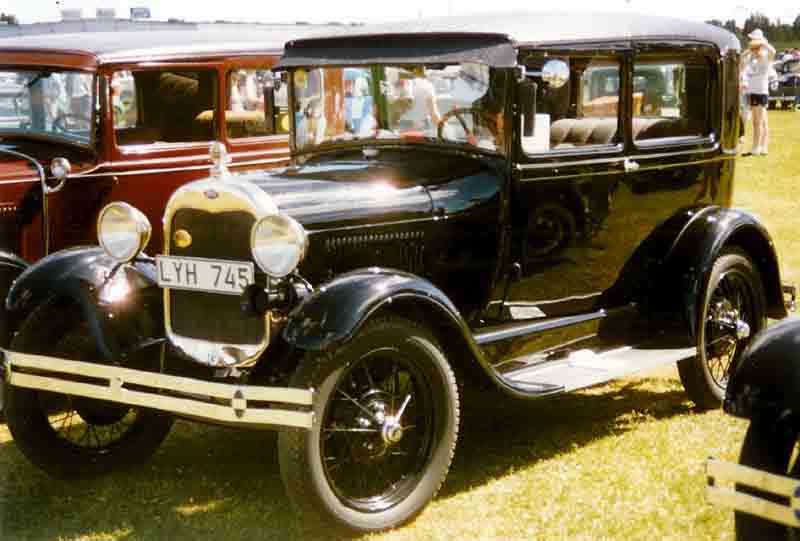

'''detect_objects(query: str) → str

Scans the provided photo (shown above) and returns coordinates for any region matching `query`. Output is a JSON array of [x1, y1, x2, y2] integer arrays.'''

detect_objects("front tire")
[[4, 298, 173, 478], [278, 316, 459, 533], [678, 248, 767, 409], [735, 419, 800, 541]]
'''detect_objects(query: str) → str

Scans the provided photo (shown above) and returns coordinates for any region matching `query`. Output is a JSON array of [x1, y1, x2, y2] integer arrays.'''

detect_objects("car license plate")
[[156, 255, 254, 295]]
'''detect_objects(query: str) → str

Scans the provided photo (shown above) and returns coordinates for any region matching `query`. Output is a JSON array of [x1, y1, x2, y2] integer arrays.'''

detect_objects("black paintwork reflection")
[[237, 148, 504, 319]]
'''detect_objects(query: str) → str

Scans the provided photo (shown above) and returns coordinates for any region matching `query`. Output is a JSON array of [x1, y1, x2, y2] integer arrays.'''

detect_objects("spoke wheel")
[[679, 248, 767, 409], [279, 316, 459, 533], [4, 298, 173, 478], [703, 271, 758, 389], [322, 349, 435, 512]]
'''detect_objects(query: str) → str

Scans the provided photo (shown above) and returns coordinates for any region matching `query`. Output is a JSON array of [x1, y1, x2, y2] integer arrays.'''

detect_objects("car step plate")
[[504, 346, 696, 392]]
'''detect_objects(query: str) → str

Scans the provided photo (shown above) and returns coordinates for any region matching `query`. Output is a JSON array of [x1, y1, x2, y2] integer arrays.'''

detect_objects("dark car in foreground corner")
[[706, 310, 800, 541], [1, 13, 796, 533]]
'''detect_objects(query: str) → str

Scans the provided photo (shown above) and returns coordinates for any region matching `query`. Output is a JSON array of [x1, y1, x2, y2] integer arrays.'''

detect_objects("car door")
[[492, 50, 631, 333], [100, 63, 226, 255]]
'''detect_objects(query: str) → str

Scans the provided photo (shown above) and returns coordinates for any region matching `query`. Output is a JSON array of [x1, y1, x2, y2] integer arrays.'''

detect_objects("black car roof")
[[278, 12, 740, 69], [0, 28, 324, 64]]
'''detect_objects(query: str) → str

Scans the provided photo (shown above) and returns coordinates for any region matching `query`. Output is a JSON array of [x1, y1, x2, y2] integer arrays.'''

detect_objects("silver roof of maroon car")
[[0, 28, 327, 63]]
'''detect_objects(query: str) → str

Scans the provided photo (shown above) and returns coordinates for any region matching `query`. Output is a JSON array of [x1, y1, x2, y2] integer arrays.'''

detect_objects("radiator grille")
[[167, 208, 264, 345]]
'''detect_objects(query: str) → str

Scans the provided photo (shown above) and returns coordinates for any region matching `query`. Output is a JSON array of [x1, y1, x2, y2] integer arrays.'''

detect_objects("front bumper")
[[707, 458, 800, 527], [0, 348, 314, 429]]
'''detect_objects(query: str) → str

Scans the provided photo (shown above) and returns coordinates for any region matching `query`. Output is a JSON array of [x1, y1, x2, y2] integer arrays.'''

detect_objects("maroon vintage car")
[[0, 29, 314, 348]]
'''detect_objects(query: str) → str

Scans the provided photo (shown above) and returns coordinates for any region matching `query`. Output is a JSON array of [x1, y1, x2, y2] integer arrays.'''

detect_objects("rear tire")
[[278, 316, 459, 533], [4, 298, 173, 478], [678, 248, 767, 409], [735, 419, 800, 541]]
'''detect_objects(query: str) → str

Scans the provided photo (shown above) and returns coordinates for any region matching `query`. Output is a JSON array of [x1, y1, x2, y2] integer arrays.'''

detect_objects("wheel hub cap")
[[381, 417, 404, 444], [710, 299, 750, 341]]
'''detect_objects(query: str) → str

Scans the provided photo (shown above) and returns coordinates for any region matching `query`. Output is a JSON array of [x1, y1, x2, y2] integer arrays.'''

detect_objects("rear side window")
[[521, 56, 622, 154], [226, 68, 289, 138], [113, 69, 217, 146], [632, 59, 712, 143]]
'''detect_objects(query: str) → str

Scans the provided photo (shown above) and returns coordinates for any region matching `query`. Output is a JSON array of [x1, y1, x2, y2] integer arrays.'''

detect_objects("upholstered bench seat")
[[549, 116, 685, 149]]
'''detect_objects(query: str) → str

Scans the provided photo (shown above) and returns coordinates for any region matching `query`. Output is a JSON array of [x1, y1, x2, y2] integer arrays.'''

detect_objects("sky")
[[4, 0, 799, 27]]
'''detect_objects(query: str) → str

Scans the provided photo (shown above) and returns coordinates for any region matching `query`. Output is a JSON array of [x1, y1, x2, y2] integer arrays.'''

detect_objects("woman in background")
[[741, 29, 776, 156]]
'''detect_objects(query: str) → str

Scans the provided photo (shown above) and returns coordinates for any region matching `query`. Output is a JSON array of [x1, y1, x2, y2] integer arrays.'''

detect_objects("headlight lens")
[[97, 202, 151, 262], [251, 215, 308, 278]]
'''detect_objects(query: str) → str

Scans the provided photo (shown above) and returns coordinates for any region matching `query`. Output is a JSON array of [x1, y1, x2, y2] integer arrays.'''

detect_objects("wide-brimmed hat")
[[748, 29, 767, 46]]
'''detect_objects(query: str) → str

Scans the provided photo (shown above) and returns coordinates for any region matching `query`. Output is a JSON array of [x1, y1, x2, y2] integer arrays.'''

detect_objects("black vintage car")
[[0, 13, 795, 533], [768, 58, 800, 110]]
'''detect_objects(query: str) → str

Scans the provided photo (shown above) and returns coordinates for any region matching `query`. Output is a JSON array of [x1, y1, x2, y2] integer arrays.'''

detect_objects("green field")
[[774, 41, 800, 52], [1, 111, 799, 540]]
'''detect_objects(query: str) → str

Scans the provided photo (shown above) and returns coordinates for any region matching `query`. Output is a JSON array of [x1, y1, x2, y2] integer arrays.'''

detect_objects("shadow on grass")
[[0, 378, 695, 541]]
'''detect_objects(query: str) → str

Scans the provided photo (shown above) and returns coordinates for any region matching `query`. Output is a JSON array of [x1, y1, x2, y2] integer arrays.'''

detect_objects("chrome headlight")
[[251, 215, 308, 278], [97, 202, 151, 262]]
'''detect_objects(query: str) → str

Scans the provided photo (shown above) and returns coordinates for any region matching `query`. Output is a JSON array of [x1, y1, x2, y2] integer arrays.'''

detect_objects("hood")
[[0, 140, 94, 184], [234, 148, 498, 230]]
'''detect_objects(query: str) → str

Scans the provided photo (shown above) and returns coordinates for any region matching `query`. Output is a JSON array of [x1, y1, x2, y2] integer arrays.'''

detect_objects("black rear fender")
[[644, 206, 785, 343], [725, 317, 800, 420], [5, 247, 162, 360]]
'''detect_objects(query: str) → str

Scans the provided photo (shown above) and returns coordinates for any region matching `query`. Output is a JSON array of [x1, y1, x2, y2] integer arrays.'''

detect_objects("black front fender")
[[282, 268, 555, 398], [725, 317, 800, 420], [6, 247, 161, 360], [283, 268, 469, 351], [0, 251, 29, 347]]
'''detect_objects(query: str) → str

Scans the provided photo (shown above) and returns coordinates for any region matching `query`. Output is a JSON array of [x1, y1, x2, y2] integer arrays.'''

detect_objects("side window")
[[633, 59, 711, 143], [226, 69, 290, 138], [113, 69, 217, 146], [521, 57, 621, 154]]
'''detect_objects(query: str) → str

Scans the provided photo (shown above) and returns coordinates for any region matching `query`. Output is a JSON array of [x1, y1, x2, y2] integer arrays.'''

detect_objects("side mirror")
[[520, 80, 537, 137], [542, 60, 569, 89]]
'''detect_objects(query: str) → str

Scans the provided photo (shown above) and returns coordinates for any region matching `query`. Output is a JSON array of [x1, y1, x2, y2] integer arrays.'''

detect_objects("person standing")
[[741, 29, 776, 156]]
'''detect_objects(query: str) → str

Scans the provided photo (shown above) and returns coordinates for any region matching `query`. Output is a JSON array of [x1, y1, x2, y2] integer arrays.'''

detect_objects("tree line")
[[707, 13, 800, 46]]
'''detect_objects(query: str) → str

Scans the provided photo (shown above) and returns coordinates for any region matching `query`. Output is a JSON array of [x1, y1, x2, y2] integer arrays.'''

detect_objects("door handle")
[[624, 158, 640, 173]]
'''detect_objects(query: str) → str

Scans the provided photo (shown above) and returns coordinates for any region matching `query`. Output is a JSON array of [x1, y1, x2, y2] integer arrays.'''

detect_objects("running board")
[[502, 346, 697, 394]]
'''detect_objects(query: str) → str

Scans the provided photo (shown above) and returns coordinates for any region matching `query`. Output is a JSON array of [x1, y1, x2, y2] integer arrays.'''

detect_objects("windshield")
[[292, 64, 508, 154], [0, 69, 95, 145]]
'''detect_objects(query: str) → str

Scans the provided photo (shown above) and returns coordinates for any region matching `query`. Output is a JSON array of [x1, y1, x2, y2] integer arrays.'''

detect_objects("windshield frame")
[[0, 66, 98, 150], [287, 63, 510, 159]]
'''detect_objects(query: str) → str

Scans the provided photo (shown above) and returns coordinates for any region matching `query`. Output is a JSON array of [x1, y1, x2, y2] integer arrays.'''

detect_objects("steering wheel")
[[52, 113, 91, 133], [437, 107, 483, 144]]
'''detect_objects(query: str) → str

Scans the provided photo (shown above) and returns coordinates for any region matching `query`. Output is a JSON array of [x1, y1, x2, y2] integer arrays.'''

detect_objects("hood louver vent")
[[324, 230, 426, 275]]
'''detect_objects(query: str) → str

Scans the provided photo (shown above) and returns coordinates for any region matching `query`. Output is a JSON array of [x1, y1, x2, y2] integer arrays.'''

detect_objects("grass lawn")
[[774, 41, 800, 52], [1, 111, 799, 541]]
